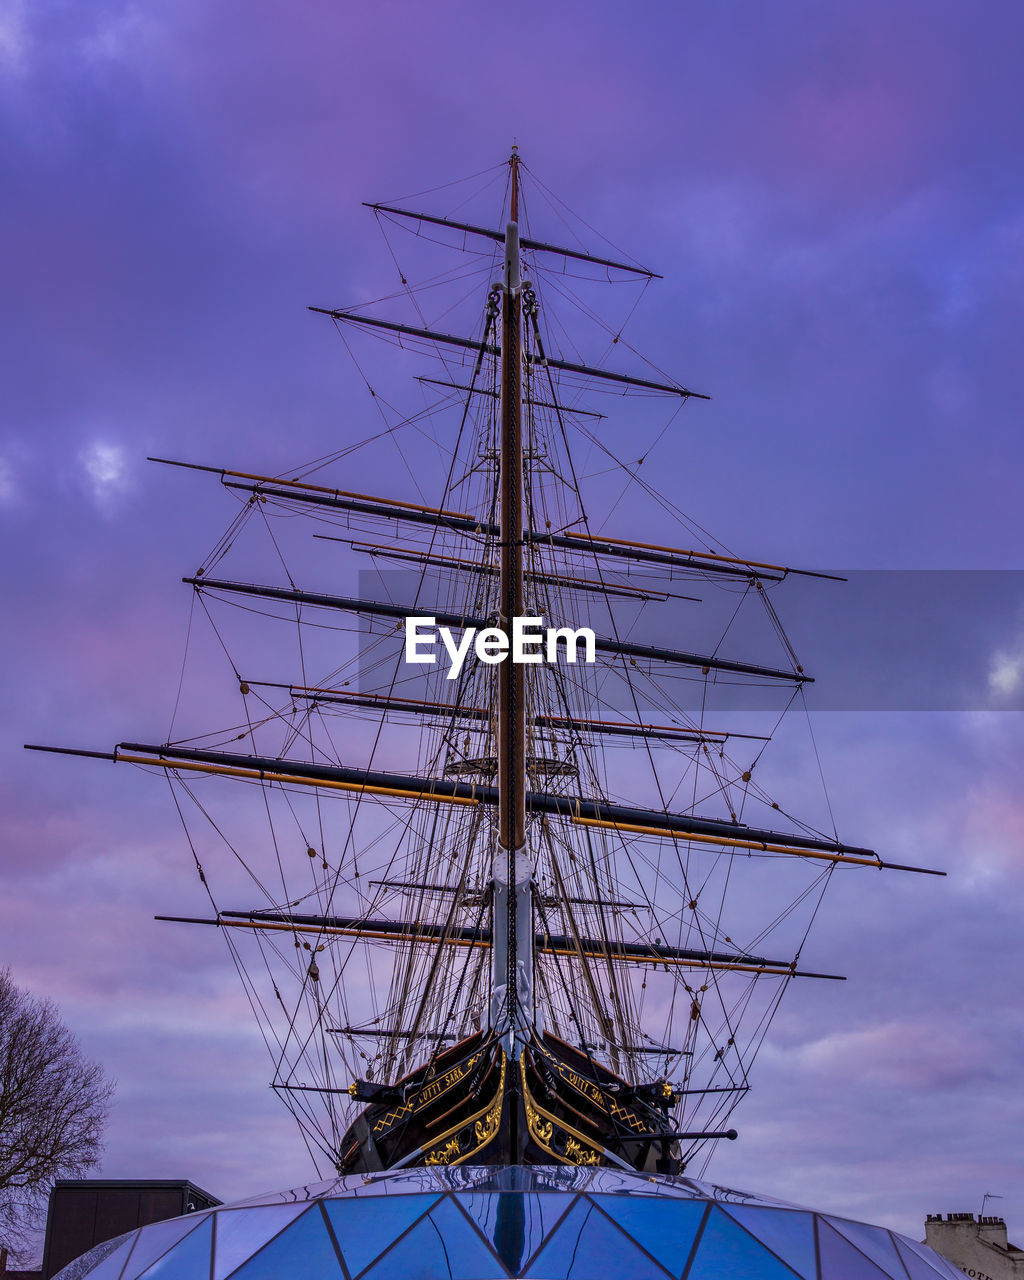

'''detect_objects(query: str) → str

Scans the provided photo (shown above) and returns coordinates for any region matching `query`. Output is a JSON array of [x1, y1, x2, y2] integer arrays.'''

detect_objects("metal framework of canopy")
[[54, 1166, 963, 1280]]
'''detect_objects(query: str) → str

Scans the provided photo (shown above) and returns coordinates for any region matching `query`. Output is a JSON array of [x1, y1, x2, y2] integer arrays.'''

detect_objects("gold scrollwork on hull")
[[565, 1137, 600, 1166], [474, 1091, 503, 1144], [420, 1052, 506, 1167], [423, 1137, 461, 1166], [524, 1097, 554, 1146], [521, 1061, 603, 1167]]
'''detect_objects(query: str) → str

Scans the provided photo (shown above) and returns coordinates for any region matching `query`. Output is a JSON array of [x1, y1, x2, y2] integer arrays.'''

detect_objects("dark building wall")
[[41, 1181, 219, 1279]]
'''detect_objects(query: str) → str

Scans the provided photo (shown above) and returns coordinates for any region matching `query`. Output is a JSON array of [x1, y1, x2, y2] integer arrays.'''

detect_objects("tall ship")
[[32, 149, 943, 1189]]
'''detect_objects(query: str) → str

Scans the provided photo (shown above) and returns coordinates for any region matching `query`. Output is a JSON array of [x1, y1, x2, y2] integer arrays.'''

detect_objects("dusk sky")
[[3, 0, 1024, 1252]]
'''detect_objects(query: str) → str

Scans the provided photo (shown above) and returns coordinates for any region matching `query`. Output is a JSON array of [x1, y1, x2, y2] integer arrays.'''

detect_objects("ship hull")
[[338, 1031, 680, 1173]]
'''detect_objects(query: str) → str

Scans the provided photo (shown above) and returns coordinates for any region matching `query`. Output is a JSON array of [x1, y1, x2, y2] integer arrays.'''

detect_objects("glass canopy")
[[53, 1165, 964, 1280]]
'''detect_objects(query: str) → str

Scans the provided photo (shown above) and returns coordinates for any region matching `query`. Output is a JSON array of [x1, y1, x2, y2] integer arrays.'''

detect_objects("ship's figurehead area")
[[338, 1030, 693, 1174], [54, 1165, 964, 1280]]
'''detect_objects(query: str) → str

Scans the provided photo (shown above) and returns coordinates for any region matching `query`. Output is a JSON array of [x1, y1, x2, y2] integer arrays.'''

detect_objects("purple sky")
[[3, 0, 1024, 1247]]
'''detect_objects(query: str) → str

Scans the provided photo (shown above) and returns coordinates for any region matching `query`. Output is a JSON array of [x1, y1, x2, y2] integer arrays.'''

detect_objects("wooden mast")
[[491, 146, 533, 1160], [498, 144, 525, 859]]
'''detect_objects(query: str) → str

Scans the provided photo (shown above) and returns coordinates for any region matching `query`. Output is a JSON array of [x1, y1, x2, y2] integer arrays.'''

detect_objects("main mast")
[[490, 149, 534, 1143]]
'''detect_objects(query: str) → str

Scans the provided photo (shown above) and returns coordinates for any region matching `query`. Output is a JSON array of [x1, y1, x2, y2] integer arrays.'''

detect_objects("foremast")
[[489, 149, 537, 1143]]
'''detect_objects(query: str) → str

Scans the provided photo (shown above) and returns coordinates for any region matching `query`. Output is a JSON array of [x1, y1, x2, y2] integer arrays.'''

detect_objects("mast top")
[[509, 145, 520, 223]]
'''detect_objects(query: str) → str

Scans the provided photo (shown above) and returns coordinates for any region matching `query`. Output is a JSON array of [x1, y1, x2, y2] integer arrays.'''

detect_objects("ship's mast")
[[490, 148, 535, 1093], [498, 141, 525, 852]]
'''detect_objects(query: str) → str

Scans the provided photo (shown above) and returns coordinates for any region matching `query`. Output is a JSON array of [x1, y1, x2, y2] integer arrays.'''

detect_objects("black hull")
[[338, 1030, 681, 1173]]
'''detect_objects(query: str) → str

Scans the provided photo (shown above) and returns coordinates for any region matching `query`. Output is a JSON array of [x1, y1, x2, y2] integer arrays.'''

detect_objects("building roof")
[[53, 1165, 965, 1280]]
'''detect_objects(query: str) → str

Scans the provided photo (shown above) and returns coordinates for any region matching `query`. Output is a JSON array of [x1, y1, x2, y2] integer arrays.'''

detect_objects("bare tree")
[[0, 970, 113, 1262]]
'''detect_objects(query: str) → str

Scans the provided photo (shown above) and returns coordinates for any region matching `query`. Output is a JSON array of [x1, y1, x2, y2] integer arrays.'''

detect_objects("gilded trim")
[[533, 1039, 648, 1132], [521, 1060, 602, 1166], [373, 1051, 482, 1134], [421, 1052, 506, 1167]]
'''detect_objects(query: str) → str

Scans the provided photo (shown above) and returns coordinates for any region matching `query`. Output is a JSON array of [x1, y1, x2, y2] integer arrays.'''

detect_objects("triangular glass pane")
[[122, 1217, 207, 1280], [456, 1191, 571, 1274], [590, 1194, 706, 1277], [894, 1236, 962, 1280], [325, 1193, 439, 1277], [427, 1198, 510, 1277], [60, 1233, 138, 1280], [721, 1206, 816, 1279], [905, 1236, 966, 1280], [363, 1201, 502, 1280], [524, 1198, 673, 1279], [229, 1207, 343, 1280], [825, 1217, 911, 1278], [818, 1221, 896, 1279], [136, 1217, 213, 1280], [213, 1204, 310, 1280], [686, 1206, 802, 1280]]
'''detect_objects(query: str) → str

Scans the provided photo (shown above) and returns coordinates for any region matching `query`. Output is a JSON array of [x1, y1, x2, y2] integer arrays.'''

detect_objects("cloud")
[[956, 779, 1024, 885], [0, 454, 16, 504], [79, 4, 160, 69], [989, 639, 1024, 700], [0, 0, 28, 75], [79, 440, 129, 507], [781, 1019, 992, 1091]]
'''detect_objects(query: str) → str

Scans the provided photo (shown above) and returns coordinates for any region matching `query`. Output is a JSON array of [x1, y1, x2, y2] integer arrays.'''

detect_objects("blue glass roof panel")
[[229, 1205, 344, 1280], [589, 1193, 706, 1275], [523, 1197, 674, 1279], [351, 1170, 451, 1196], [686, 1206, 803, 1280], [824, 1217, 912, 1278], [703, 1184, 807, 1211], [325, 1193, 440, 1277], [456, 1190, 576, 1273], [818, 1221, 897, 1280], [58, 1233, 138, 1280], [720, 1206, 816, 1279], [893, 1236, 964, 1280], [134, 1216, 212, 1280], [425, 1197, 512, 1277], [573, 1169, 691, 1200], [213, 1204, 311, 1280], [122, 1218, 207, 1280], [360, 1202, 504, 1280]]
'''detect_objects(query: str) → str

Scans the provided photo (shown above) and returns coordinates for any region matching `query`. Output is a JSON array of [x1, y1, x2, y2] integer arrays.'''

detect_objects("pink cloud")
[[784, 1018, 993, 1090]]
